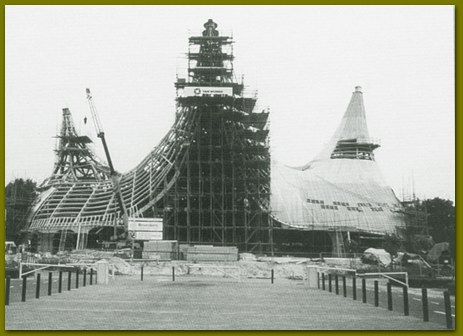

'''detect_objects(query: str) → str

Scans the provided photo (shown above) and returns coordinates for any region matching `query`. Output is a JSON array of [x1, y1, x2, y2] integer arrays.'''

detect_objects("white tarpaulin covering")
[[270, 87, 405, 234], [363, 248, 392, 266]]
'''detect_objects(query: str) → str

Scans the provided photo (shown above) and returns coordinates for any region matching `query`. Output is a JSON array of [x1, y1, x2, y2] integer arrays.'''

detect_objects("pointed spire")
[[332, 85, 370, 143], [45, 108, 110, 185], [302, 86, 380, 169]]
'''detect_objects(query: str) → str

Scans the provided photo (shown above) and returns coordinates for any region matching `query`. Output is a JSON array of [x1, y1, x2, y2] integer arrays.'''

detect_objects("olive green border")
[[0, 2, 459, 335]]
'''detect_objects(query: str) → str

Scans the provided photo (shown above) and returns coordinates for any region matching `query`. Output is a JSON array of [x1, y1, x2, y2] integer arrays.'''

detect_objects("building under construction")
[[27, 20, 272, 253], [26, 20, 410, 255]]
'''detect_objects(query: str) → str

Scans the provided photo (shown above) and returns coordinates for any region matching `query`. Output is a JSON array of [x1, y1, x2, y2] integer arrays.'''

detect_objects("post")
[[48, 272, 52, 296], [328, 274, 332, 292], [374, 280, 379, 307], [21, 276, 27, 302], [317, 272, 320, 289], [352, 276, 357, 300], [83, 269, 87, 287], [387, 282, 393, 311], [90, 268, 93, 285], [403, 285, 409, 316], [271, 269, 274, 284], [422, 287, 429, 322], [172, 266, 175, 282], [58, 271, 63, 293], [444, 291, 453, 329], [35, 273, 41, 299], [67, 271, 72, 291], [5, 277, 11, 306], [342, 276, 346, 297], [141, 265, 144, 281], [76, 269, 79, 289], [362, 278, 367, 303], [322, 273, 325, 290], [335, 275, 339, 295]]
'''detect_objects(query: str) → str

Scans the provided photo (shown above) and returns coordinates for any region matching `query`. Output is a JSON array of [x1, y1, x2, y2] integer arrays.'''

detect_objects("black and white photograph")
[[5, 5, 455, 330]]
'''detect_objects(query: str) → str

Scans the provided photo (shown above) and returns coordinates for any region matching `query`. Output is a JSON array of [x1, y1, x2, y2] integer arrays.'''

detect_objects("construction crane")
[[85, 88, 128, 236]]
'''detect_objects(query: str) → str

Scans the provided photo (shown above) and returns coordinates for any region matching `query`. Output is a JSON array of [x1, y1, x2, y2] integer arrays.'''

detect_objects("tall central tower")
[[163, 19, 272, 252]]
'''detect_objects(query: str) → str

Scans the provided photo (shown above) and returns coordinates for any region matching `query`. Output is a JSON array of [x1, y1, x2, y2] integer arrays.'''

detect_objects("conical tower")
[[47, 108, 110, 185], [271, 86, 405, 255], [305, 86, 380, 167]]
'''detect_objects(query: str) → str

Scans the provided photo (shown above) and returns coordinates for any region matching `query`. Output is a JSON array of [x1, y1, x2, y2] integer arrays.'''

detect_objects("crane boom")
[[86, 88, 115, 173], [85, 88, 128, 226]]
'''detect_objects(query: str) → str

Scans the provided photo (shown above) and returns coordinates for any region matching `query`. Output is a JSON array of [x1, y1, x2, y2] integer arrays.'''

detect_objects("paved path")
[[5, 275, 446, 330]]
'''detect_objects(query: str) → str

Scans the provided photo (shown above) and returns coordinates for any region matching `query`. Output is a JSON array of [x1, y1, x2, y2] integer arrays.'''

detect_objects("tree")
[[383, 233, 402, 270], [5, 178, 37, 242], [422, 197, 455, 259]]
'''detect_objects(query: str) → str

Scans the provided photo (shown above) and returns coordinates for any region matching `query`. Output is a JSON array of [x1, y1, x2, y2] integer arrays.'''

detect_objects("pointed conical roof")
[[303, 86, 377, 168]]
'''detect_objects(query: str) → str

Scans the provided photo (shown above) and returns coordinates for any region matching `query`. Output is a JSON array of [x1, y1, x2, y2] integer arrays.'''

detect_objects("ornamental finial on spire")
[[203, 19, 219, 37]]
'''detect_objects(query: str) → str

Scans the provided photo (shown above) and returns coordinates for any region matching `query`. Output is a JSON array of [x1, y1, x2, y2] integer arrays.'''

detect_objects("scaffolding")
[[27, 20, 273, 253]]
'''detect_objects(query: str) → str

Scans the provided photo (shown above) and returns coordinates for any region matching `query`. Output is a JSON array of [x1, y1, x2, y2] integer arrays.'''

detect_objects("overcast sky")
[[5, 5, 454, 202]]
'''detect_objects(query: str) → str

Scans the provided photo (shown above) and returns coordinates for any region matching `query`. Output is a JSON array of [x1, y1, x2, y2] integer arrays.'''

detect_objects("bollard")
[[172, 266, 175, 282], [342, 276, 346, 297], [362, 278, 367, 303], [317, 272, 320, 289], [387, 283, 393, 311], [83, 269, 87, 287], [322, 273, 326, 290], [422, 287, 429, 322], [374, 281, 379, 307], [271, 269, 274, 284], [48, 272, 52, 296], [76, 269, 79, 289], [352, 276, 357, 300], [67, 271, 72, 291], [90, 268, 93, 285], [403, 286, 409, 316], [335, 275, 339, 295], [5, 277, 11, 306], [21, 276, 27, 302], [328, 274, 332, 292], [58, 271, 63, 293], [141, 265, 144, 281], [444, 291, 453, 329], [36, 273, 41, 299]]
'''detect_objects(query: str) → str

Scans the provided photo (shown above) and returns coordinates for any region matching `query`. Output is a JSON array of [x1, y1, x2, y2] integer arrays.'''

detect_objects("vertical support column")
[[5, 277, 10, 305], [422, 287, 429, 322], [403, 286, 409, 316], [387, 283, 393, 311], [35, 273, 41, 299], [322, 273, 325, 290], [374, 281, 379, 307], [328, 274, 332, 292], [352, 276, 357, 300], [335, 275, 339, 295], [362, 278, 367, 303], [48, 272, 53, 296], [58, 271, 63, 293], [67, 271, 72, 291], [75, 269, 79, 289], [342, 276, 347, 297], [444, 291, 453, 329], [21, 276, 27, 302]]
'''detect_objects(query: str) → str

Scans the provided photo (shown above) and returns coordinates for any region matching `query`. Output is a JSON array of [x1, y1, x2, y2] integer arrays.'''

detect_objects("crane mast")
[[85, 88, 128, 229]]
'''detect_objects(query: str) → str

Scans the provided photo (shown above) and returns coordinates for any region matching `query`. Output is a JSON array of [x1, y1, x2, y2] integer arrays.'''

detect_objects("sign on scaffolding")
[[184, 86, 233, 97], [128, 217, 163, 241]]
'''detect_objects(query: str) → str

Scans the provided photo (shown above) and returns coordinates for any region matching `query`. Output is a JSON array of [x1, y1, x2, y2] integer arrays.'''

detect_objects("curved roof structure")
[[270, 86, 405, 235]]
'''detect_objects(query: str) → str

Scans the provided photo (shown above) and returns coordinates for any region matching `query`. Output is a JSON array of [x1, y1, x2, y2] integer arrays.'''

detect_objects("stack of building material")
[[184, 245, 238, 262], [143, 240, 178, 260]]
